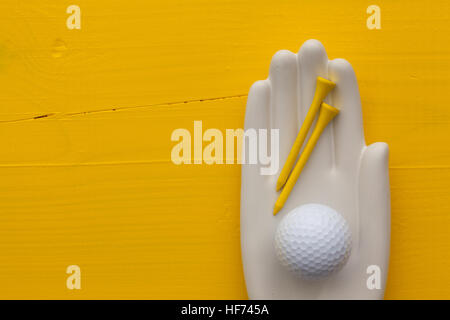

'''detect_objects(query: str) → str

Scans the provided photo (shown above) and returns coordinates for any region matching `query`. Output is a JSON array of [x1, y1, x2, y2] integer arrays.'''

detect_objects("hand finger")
[[269, 50, 298, 177], [358, 142, 390, 295], [297, 39, 333, 172], [328, 59, 365, 172], [245, 80, 271, 130], [243, 80, 271, 171], [241, 80, 278, 297]]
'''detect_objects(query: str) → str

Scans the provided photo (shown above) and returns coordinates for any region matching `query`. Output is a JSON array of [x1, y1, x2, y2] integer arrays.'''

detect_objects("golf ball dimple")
[[274, 203, 352, 280]]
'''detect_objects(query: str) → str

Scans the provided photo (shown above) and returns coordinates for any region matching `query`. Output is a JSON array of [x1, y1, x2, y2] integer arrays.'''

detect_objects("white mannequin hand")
[[240, 40, 390, 299]]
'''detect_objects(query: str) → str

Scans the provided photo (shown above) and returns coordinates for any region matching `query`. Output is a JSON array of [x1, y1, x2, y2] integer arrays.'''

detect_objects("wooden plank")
[[0, 0, 448, 298], [0, 98, 248, 299]]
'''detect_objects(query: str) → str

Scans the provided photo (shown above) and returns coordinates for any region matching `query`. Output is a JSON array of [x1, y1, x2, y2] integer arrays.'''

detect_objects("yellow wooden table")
[[0, 0, 449, 299]]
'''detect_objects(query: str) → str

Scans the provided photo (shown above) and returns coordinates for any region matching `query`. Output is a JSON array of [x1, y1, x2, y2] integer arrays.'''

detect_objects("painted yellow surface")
[[0, 0, 449, 299]]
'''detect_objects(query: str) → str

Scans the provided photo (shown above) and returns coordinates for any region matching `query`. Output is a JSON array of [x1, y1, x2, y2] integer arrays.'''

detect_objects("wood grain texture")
[[0, 0, 449, 298], [0, 98, 248, 299]]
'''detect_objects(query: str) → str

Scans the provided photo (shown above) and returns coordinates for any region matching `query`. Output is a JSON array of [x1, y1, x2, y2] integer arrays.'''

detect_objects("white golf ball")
[[274, 203, 352, 280]]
